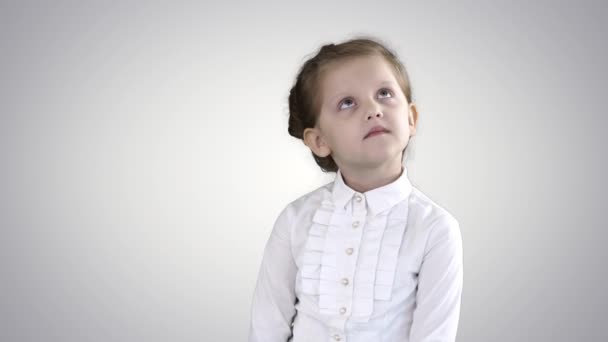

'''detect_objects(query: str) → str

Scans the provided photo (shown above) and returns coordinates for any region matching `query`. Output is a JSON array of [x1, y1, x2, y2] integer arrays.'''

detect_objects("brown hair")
[[287, 36, 414, 172]]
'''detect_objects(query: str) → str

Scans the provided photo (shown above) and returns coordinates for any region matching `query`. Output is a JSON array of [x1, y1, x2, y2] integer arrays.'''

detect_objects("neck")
[[339, 160, 404, 193]]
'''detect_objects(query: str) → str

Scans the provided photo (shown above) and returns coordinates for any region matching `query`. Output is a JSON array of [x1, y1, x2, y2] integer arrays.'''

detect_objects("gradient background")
[[1, 1, 607, 341]]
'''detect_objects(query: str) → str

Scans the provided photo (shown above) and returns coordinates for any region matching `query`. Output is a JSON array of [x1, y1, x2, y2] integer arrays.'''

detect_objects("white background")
[[1, 1, 606, 341]]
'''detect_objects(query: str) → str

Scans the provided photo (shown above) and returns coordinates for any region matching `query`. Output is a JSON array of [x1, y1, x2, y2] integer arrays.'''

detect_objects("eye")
[[337, 88, 394, 111], [338, 97, 355, 110], [378, 88, 393, 99]]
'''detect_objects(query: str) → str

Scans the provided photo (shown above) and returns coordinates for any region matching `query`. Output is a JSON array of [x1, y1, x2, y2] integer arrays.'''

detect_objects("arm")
[[409, 214, 464, 342], [248, 206, 298, 342]]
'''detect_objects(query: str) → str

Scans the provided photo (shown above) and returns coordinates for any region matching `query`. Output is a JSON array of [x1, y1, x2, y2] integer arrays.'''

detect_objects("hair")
[[287, 35, 414, 173]]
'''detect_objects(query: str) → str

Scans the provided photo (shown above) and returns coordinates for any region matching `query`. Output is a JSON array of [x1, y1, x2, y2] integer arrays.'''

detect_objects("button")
[[341, 277, 349, 286], [345, 248, 354, 255], [352, 221, 360, 228], [333, 334, 341, 341], [339, 307, 347, 315], [354, 195, 362, 202]]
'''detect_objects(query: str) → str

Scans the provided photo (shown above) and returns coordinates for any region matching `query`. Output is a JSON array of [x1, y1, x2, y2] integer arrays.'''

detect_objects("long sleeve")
[[409, 214, 464, 342], [248, 206, 298, 342]]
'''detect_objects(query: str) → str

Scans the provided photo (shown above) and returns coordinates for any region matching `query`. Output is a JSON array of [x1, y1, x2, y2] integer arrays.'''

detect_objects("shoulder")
[[407, 186, 461, 245], [274, 180, 334, 227]]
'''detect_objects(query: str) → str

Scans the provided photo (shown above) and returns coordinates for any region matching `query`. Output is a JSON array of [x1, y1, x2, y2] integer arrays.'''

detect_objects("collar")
[[331, 166, 413, 216]]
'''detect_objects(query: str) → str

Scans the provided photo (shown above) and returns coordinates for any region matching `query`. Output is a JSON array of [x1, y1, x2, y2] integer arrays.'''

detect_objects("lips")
[[364, 125, 390, 139]]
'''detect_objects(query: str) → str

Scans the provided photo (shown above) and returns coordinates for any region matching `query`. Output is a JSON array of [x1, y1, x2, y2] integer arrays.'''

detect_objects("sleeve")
[[248, 205, 298, 342], [409, 214, 464, 342]]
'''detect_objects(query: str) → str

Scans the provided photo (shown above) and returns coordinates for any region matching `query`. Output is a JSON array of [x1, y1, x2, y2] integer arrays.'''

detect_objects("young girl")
[[248, 36, 463, 342]]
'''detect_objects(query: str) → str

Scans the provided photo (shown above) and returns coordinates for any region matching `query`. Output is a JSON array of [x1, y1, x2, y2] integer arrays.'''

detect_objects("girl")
[[248, 36, 463, 342]]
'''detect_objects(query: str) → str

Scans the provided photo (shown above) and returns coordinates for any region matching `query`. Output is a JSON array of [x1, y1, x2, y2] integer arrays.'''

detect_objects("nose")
[[367, 111, 383, 120], [364, 99, 384, 120]]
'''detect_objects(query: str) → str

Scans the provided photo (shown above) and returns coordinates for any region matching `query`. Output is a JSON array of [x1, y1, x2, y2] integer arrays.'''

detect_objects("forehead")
[[320, 54, 398, 91]]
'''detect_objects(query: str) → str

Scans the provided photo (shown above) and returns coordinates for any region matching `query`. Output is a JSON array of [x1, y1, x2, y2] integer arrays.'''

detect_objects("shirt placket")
[[328, 192, 367, 342]]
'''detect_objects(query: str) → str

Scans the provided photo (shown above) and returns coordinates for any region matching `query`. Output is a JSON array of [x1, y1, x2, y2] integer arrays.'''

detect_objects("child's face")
[[304, 54, 418, 172]]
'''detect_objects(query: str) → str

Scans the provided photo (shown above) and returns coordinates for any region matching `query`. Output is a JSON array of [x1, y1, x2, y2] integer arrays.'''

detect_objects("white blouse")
[[248, 166, 463, 342]]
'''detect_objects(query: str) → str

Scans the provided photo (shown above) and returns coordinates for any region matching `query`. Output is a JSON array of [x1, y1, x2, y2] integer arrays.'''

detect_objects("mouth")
[[364, 127, 390, 139]]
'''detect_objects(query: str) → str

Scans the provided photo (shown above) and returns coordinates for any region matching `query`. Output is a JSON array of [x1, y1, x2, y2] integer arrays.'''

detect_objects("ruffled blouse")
[[249, 166, 463, 342]]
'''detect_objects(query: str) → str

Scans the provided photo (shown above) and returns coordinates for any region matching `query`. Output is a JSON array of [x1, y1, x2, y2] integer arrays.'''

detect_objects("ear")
[[303, 127, 332, 158], [408, 103, 419, 136]]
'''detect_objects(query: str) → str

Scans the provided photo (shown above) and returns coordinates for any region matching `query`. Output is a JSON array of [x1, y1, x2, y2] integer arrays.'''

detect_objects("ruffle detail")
[[298, 191, 411, 322]]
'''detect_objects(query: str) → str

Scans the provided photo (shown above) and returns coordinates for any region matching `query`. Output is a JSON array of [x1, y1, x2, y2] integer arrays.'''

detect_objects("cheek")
[[327, 132, 353, 150], [324, 131, 344, 148]]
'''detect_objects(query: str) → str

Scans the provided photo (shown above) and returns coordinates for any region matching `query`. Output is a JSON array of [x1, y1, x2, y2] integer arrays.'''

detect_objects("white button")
[[345, 248, 354, 255], [339, 307, 347, 315], [333, 334, 341, 341], [341, 277, 349, 286], [354, 195, 362, 202], [352, 221, 360, 228]]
